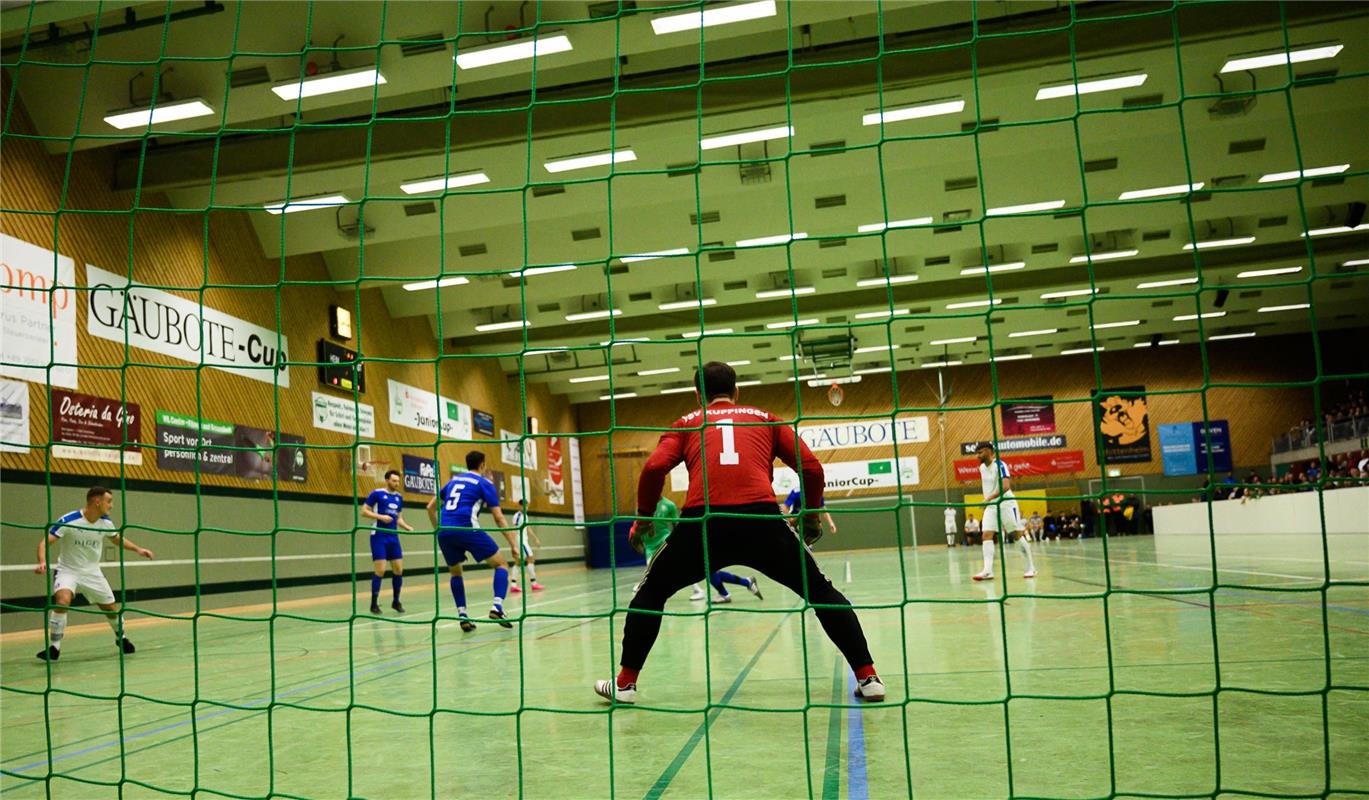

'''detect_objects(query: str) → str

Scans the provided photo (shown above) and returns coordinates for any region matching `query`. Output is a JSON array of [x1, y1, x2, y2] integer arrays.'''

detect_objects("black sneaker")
[[36, 645, 59, 661], [391, 600, 405, 613], [119, 637, 136, 655], [489, 609, 512, 629], [370, 602, 382, 615], [459, 617, 476, 633]]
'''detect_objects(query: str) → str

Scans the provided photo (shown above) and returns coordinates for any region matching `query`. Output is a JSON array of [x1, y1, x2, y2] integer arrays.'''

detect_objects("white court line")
[[1047, 551, 1363, 582], [0, 545, 584, 572]]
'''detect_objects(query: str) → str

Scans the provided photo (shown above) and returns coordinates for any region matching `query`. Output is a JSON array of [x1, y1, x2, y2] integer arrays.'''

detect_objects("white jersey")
[[50, 510, 117, 572], [944, 508, 957, 533], [979, 459, 1015, 502], [512, 510, 526, 529], [965, 518, 980, 532]]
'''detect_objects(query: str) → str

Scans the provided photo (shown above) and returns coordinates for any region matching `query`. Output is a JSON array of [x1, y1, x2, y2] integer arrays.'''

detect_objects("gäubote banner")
[[797, 417, 930, 452]]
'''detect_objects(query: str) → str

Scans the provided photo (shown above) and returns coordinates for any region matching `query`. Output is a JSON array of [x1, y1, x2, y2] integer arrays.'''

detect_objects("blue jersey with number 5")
[[438, 472, 500, 529]]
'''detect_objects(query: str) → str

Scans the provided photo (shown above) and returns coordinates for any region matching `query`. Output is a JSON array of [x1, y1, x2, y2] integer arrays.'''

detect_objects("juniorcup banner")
[[86, 263, 290, 387], [798, 417, 930, 452], [387, 378, 472, 440], [0, 234, 78, 389], [774, 457, 919, 493]]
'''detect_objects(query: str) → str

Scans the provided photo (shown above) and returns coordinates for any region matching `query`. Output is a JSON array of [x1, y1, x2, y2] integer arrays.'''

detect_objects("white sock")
[[49, 611, 66, 650], [1018, 535, 1036, 571], [526, 563, 537, 581], [106, 612, 123, 641], [458, 605, 468, 617], [946, 534, 955, 545], [492, 596, 504, 612], [982, 540, 996, 573]]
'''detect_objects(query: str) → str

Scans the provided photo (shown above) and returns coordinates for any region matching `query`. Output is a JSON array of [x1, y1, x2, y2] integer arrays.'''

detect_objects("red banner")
[[51, 389, 143, 465], [955, 450, 1086, 480]]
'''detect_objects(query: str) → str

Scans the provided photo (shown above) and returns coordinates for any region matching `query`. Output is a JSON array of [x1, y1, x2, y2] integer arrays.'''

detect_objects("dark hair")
[[466, 450, 486, 471], [976, 441, 995, 452], [694, 361, 737, 400], [86, 485, 112, 502], [384, 469, 400, 480]]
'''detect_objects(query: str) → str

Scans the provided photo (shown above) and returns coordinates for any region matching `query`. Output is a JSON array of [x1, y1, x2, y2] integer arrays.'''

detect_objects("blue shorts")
[[369, 531, 402, 562], [438, 529, 499, 567]]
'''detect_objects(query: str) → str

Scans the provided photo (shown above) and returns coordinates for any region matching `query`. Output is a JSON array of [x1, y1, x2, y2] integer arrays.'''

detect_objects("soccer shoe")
[[854, 675, 886, 703], [36, 646, 60, 662], [1023, 570, 1037, 579], [530, 582, 545, 591], [391, 600, 406, 613], [459, 617, 476, 633], [370, 602, 382, 615], [714, 595, 733, 604], [689, 587, 706, 601], [594, 679, 637, 705], [118, 637, 136, 654], [747, 577, 764, 600], [972, 570, 994, 582], [510, 584, 523, 594], [490, 609, 513, 629]]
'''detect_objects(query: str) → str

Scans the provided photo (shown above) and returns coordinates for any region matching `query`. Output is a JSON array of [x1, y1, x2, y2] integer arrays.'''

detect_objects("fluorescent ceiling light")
[[1220, 44, 1343, 74], [272, 67, 386, 101], [680, 328, 734, 338], [700, 125, 793, 151], [1132, 342, 1152, 348], [766, 318, 818, 329], [991, 354, 1034, 362], [564, 309, 622, 322], [736, 232, 807, 248], [264, 194, 349, 214], [1070, 249, 1139, 264], [1137, 277, 1199, 289], [658, 298, 717, 311], [777, 355, 800, 361], [735, 380, 763, 387], [456, 33, 573, 70], [1159, 339, 1179, 346], [799, 374, 828, 382], [1258, 303, 1311, 313], [569, 374, 610, 384], [1342, 259, 1369, 268], [856, 274, 919, 287], [544, 149, 637, 174], [862, 99, 965, 126], [1118, 183, 1204, 200], [1258, 164, 1349, 183], [946, 298, 1003, 309], [922, 360, 963, 368], [600, 393, 638, 400], [1173, 311, 1226, 321], [403, 276, 469, 291], [853, 308, 909, 320], [854, 345, 900, 354], [399, 171, 490, 194], [1184, 237, 1255, 250], [1041, 288, 1095, 299], [930, 337, 976, 346], [807, 376, 860, 387], [474, 319, 529, 332], [1092, 320, 1141, 329], [1302, 224, 1369, 237], [599, 337, 648, 346], [660, 386, 696, 395], [1009, 329, 1057, 338], [512, 264, 578, 278], [621, 248, 691, 264], [755, 286, 815, 299], [103, 98, 214, 129], [651, 0, 777, 35], [854, 366, 893, 375], [961, 262, 1026, 276], [1036, 73, 1148, 100], [638, 367, 680, 376], [987, 200, 1066, 216], [858, 217, 934, 234], [1208, 331, 1256, 341], [726, 360, 752, 367], [1238, 266, 1301, 278], [1060, 346, 1104, 355]]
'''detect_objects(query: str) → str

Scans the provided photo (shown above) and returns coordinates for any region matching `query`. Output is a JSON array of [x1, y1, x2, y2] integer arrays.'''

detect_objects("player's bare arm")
[[33, 533, 59, 574], [111, 534, 155, 560]]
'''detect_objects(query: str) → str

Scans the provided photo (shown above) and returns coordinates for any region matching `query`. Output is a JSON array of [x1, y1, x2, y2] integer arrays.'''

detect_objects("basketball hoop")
[[360, 461, 391, 481], [827, 382, 845, 407]]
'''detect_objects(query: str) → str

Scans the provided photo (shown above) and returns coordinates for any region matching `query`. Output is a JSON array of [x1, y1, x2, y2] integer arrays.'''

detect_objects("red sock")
[[617, 667, 640, 689], [854, 664, 877, 681]]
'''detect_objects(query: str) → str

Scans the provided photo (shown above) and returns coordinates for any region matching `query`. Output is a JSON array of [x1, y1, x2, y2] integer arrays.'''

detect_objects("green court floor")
[[2, 536, 1367, 799]]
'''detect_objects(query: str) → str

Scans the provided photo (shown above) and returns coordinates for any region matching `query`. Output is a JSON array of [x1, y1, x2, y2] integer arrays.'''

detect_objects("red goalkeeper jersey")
[[636, 400, 825, 515]]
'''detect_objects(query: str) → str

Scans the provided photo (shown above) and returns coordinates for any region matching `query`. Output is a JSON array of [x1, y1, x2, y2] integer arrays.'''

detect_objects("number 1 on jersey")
[[717, 419, 740, 465]]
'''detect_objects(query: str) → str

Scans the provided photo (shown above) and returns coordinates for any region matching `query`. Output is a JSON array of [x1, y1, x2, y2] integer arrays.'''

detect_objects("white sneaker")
[[854, 675, 886, 703], [1023, 570, 1036, 579], [714, 595, 733, 604], [593, 679, 637, 704], [689, 587, 706, 601], [972, 570, 994, 582], [747, 577, 764, 600]]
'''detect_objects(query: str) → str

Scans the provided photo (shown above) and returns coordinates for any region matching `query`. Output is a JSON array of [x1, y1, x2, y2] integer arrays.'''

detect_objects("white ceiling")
[[5, 1, 1366, 402]]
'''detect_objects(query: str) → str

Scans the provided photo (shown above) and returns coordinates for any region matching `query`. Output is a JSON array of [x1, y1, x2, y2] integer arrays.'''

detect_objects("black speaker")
[[1214, 288, 1229, 308], [1347, 201, 1366, 229]]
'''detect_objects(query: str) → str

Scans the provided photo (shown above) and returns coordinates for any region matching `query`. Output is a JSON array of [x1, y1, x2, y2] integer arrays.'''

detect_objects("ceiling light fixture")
[[765, 318, 818, 329], [638, 367, 680, 376], [564, 309, 622, 322], [735, 380, 763, 387], [455, 33, 573, 70], [930, 336, 976, 346], [1040, 288, 1096, 299], [543, 148, 637, 173], [755, 286, 816, 299], [857, 217, 934, 233], [853, 308, 910, 320], [1220, 44, 1343, 74], [1060, 346, 1104, 355], [1173, 311, 1227, 321], [399, 171, 490, 194], [736, 232, 808, 248], [1137, 277, 1199, 289], [854, 366, 894, 375], [620, 248, 691, 263], [700, 125, 793, 151], [402, 276, 469, 291], [1091, 320, 1141, 329], [856, 274, 919, 287], [987, 200, 1066, 216], [1258, 303, 1311, 313], [600, 392, 638, 400], [1069, 249, 1139, 264], [103, 98, 214, 129], [1009, 328, 1057, 338], [473, 319, 529, 332], [658, 298, 717, 311], [661, 386, 696, 395], [1208, 331, 1256, 341], [1258, 164, 1349, 183], [1237, 266, 1301, 278], [960, 262, 1026, 276], [680, 327, 735, 338], [651, 0, 777, 35], [946, 298, 1003, 309], [1035, 73, 1148, 100], [1184, 236, 1255, 250], [862, 99, 965, 126], [1118, 183, 1204, 200], [272, 67, 386, 101], [1302, 224, 1369, 237], [854, 345, 900, 354], [726, 360, 752, 367], [991, 353, 1034, 362], [569, 374, 611, 384], [512, 264, 578, 278], [264, 194, 350, 214], [921, 360, 963, 368]]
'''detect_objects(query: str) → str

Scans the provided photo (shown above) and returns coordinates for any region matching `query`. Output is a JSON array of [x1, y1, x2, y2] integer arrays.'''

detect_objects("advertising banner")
[[1094, 386, 1152, 463], [797, 417, 930, 452], [960, 434, 1066, 455], [86, 263, 290, 387], [51, 389, 142, 465], [154, 410, 236, 474], [774, 457, 919, 493], [1001, 397, 1055, 436], [401, 453, 438, 495], [569, 437, 585, 525], [1160, 420, 1232, 476], [546, 436, 565, 504], [0, 379, 30, 453], [474, 410, 495, 436], [1, 234, 78, 388], [954, 450, 1086, 480], [387, 378, 472, 440], [234, 425, 307, 482], [500, 428, 537, 470], [311, 391, 375, 438]]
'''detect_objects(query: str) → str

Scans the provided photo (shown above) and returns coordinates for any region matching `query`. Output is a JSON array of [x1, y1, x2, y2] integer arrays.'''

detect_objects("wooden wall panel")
[[1, 85, 574, 512]]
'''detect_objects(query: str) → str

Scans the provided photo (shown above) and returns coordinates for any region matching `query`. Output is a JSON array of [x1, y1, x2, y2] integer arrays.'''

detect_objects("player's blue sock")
[[370, 575, 382, 602], [450, 576, 467, 616], [391, 574, 403, 600], [492, 567, 509, 611], [711, 571, 746, 596]]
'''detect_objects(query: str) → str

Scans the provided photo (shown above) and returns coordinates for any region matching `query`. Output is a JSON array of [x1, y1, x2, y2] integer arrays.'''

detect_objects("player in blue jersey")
[[361, 469, 413, 615], [426, 451, 514, 632]]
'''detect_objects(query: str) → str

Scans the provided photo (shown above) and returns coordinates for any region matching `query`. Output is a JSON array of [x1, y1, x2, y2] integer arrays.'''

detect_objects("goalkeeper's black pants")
[[620, 502, 874, 672]]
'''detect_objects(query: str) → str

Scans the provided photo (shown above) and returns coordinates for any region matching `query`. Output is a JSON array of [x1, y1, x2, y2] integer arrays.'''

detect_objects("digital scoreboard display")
[[318, 339, 365, 393]]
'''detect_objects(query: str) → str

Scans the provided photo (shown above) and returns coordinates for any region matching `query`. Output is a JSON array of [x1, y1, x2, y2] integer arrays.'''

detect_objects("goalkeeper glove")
[[628, 519, 654, 555]]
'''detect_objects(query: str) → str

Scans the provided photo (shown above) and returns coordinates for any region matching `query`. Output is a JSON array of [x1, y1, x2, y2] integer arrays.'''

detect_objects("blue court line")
[[821, 655, 844, 799], [845, 674, 869, 800]]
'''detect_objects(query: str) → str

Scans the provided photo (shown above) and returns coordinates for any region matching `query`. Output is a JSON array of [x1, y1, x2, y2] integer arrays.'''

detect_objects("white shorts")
[[981, 501, 1024, 534], [944, 523, 957, 534], [51, 566, 116, 605], [518, 535, 533, 559]]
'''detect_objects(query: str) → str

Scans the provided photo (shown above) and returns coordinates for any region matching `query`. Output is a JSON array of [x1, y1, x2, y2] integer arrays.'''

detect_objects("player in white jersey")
[[944, 507, 958, 547], [34, 486, 155, 661], [506, 499, 545, 592], [972, 443, 1036, 581]]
